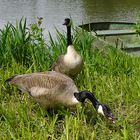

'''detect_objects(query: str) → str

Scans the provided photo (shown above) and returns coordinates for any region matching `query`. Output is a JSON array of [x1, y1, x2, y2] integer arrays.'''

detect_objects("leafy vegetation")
[[0, 18, 140, 139]]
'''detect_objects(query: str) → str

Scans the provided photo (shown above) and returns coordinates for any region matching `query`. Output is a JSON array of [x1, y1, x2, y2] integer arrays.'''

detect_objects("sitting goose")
[[5, 71, 115, 123], [51, 18, 83, 78]]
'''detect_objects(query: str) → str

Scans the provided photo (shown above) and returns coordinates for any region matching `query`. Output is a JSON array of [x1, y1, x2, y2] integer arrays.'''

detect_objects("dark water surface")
[[0, 0, 140, 37]]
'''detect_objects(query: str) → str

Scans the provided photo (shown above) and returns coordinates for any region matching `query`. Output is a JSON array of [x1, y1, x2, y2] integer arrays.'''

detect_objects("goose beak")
[[63, 18, 71, 26], [63, 21, 67, 25], [107, 113, 116, 124]]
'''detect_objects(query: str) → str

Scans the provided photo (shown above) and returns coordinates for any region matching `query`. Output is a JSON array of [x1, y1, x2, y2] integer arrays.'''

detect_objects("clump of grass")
[[0, 18, 140, 139], [134, 15, 140, 35], [0, 18, 52, 71]]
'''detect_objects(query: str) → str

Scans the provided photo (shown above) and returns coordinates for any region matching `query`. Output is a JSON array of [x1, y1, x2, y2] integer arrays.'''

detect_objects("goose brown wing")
[[51, 55, 66, 72], [9, 71, 73, 93]]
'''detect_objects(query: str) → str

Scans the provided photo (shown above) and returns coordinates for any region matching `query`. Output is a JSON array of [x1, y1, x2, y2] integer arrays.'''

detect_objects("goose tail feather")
[[5, 75, 17, 84]]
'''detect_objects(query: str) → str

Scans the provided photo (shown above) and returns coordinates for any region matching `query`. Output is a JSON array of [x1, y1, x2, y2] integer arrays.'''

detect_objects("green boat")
[[79, 22, 140, 54], [79, 22, 136, 36]]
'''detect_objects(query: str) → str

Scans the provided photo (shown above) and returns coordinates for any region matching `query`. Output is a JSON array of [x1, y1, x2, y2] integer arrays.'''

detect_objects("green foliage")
[[0, 18, 51, 71], [134, 15, 140, 35], [0, 18, 140, 139]]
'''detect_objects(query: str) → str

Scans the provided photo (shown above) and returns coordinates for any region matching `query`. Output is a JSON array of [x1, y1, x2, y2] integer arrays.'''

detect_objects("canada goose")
[[51, 18, 83, 78], [5, 71, 115, 123]]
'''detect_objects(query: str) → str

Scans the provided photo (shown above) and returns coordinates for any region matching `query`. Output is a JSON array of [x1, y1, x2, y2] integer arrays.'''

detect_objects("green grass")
[[0, 18, 140, 140]]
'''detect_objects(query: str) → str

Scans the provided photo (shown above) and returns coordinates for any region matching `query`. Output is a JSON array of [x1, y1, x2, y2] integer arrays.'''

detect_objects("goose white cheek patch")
[[97, 105, 105, 116]]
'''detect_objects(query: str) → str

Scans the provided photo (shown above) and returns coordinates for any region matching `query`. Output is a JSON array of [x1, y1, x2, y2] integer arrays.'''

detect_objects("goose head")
[[63, 18, 71, 26], [96, 104, 116, 123], [74, 91, 116, 123]]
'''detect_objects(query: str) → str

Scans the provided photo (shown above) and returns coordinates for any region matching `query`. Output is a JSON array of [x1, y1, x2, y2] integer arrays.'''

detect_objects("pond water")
[[0, 0, 140, 37]]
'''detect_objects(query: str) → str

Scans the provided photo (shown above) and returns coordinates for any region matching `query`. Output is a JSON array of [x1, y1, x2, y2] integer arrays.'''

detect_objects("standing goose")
[[5, 71, 115, 123], [51, 18, 83, 78]]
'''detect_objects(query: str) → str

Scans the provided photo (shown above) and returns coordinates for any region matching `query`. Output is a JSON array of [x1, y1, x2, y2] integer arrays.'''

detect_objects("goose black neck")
[[74, 91, 99, 110], [67, 26, 72, 46]]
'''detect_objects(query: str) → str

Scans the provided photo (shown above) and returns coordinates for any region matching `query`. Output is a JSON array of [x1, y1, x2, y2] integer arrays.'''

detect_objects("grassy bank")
[[0, 18, 140, 139]]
